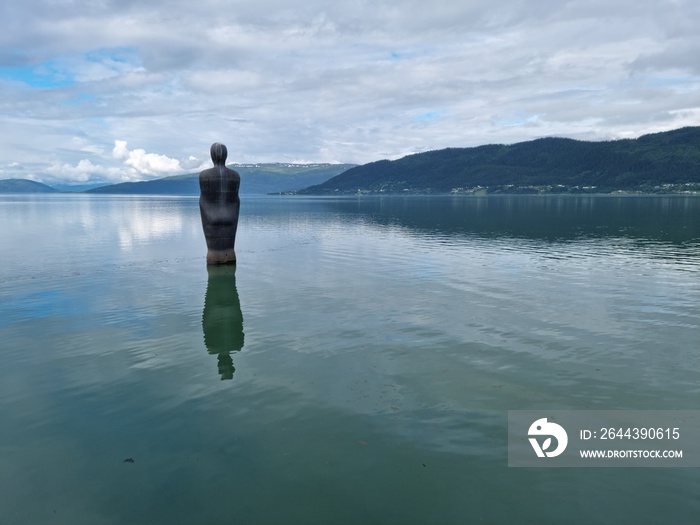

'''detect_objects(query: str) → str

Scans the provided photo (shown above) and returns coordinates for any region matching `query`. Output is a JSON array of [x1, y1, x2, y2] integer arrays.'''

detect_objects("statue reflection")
[[202, 265, 244, 380]]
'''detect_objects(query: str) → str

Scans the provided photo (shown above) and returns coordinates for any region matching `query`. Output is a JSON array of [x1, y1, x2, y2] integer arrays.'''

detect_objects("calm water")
[[1, 194, 699, 524]]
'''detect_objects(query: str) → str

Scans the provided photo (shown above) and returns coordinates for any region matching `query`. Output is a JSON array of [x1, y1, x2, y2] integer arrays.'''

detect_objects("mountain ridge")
[[85, 163, 356, 195], [0, 179, 58, 193], [297, 127, 700, 195], [4, 128, 700, 195], [0, 163, 357, 194]]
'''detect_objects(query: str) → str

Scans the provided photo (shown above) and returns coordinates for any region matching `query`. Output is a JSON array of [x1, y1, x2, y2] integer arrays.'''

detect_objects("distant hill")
[[51, 183, 112, 192], [0, 179, 58, 193], [86, 163, 356, 195], [298, 127, 700, 195], [86, 175, 198, 195]]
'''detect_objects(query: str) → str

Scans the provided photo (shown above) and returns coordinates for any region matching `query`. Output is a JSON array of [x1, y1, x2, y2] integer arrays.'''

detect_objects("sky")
[[1, 0, 699, 186]]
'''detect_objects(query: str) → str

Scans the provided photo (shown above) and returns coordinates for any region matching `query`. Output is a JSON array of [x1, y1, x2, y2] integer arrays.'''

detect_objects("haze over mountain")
[[86, 163, 356, 195], [0, 179, 58, 193]]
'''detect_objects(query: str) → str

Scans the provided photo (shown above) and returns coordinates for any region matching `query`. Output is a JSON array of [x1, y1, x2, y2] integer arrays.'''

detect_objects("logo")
[[528, 418, 568, 458]]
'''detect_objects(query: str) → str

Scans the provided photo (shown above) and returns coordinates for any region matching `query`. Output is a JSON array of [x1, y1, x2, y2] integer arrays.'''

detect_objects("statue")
[[199, 143, 240, 265]]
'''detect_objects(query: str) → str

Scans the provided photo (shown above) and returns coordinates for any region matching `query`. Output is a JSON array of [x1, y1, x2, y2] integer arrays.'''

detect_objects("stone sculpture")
[[199, 143, 241, 265]]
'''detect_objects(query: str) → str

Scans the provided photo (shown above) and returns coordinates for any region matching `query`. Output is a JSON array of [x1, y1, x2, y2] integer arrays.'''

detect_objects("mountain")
[[85, 174, 198, 195], [86, 163, 356, 195], [298, 127, 700, 195], [51, 183, 112, 192], [0, 179, 58, 193]]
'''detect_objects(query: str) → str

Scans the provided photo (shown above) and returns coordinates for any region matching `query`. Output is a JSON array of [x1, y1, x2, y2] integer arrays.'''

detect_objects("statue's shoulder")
[[225, 167, 241, 179], [199, 167, 215, 179]]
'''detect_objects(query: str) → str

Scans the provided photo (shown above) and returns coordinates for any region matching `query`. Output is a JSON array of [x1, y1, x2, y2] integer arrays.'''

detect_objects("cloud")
[[34, 141, 202, 185], [1, 0, 699, 183], [112, 140, 183, 176], [45, 159, 124, 183], [630, 44, 700, 75], [0, 48, 143, 89]]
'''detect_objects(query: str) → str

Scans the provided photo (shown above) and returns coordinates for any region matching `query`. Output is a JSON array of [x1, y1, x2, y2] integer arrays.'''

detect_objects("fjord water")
[[1, 194, 699, 524]]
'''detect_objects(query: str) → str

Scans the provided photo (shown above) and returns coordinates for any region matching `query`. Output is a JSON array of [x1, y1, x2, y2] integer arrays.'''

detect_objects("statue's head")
[[210, 143, 228, 166]]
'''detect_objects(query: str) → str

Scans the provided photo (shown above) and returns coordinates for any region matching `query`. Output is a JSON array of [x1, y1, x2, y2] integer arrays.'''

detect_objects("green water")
[[1, 194, 699, 524]]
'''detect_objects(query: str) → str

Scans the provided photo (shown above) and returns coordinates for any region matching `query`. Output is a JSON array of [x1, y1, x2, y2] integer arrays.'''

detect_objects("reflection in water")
[[2, 195, 700, 524], [311, 195, 700, 244], [202, 265, 244, 380]]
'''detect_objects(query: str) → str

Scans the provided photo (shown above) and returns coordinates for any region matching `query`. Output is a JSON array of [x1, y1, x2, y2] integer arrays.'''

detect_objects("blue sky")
[[1, 48, 140, 89], [0, 65, 75, 89], [1, 0, 699, 185]]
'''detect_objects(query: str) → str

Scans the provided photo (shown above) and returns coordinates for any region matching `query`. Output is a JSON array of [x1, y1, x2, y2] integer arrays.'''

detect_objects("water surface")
[[1, 194, 699, 524]]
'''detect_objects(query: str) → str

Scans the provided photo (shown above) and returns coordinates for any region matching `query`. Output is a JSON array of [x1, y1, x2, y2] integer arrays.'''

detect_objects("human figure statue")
[[199, 143, 241, 265]]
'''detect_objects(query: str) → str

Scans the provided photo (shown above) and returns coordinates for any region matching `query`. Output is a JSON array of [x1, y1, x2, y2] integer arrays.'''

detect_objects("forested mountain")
[[298, 127, 700, 195], [86, 163, 356, 195], [5, 128, 700, 196]]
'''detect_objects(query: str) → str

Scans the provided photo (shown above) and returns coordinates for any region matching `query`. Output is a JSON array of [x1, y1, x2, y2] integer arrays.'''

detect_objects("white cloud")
[[112, 140, 183, 176], [184, 70, 264, 94], [181, 156, 209, 171], [33, 141, 201, 185], [0, 0, 699, 183], [45, 159, 124, 183]]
